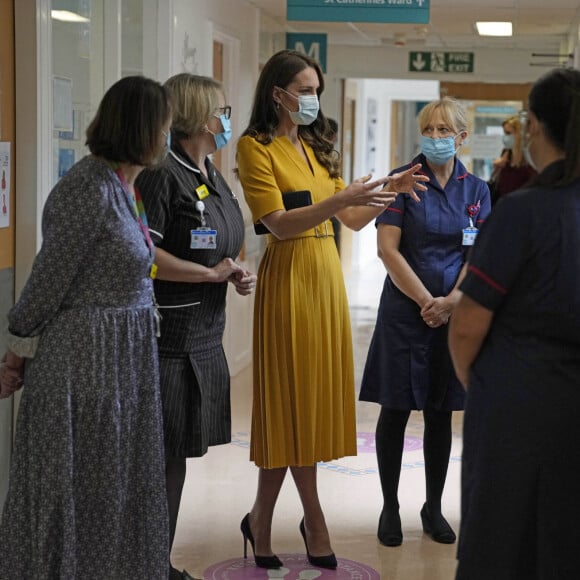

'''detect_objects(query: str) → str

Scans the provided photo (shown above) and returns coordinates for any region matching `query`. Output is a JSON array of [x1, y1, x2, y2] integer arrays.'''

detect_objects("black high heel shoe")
[[240, 513, 283, 569], [378, 508, 403, 547], [420, 503, 456, 544], [299, 518, 338, 569]]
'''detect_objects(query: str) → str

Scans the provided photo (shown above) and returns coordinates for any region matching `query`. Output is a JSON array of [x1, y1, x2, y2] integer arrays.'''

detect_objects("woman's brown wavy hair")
[[241, 49, 340, 179]]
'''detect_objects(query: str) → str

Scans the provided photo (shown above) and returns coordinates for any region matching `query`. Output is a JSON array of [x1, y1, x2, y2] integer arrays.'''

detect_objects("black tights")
[[376, 406, 452, 515], [166, 456, 186, 574]]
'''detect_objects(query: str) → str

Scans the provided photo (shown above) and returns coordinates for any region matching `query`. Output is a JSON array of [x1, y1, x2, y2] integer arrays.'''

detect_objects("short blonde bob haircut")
[[418, 96, 468, 135], [164, 73, 223, 139]]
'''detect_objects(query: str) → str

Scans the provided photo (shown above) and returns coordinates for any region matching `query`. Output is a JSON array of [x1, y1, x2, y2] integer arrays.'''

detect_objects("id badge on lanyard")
[[191, 228, 217, 250], [462, 200, 481, 246], [191, 194, 217, 250]]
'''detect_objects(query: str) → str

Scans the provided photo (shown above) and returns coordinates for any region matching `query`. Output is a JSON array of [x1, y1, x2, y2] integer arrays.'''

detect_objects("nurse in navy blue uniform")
[[359, 97, 490, 548], [136, 74, 256, 580], [450, 69, 580, 579]]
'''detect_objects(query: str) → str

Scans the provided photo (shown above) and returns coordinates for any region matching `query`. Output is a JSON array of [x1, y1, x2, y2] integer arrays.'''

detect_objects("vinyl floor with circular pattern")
[[174, 259, 462, 579]]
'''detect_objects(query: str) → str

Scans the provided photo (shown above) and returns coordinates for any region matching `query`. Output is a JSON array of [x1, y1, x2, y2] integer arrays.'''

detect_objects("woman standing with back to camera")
[[236, 49, 428, 569], [359, 97, 491, 547], [450, 68, 580, 579]]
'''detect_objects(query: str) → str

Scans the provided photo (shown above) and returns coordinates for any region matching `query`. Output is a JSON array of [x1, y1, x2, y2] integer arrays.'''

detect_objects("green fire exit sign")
[[409, 51, 474, 73]]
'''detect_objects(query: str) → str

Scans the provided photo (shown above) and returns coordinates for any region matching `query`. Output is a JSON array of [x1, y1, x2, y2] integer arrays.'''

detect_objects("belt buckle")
[[314, 221, 329, 238]]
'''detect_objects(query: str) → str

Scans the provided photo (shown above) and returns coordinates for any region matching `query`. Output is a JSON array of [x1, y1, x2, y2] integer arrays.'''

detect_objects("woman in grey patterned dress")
[[0, 76, 172, 579]]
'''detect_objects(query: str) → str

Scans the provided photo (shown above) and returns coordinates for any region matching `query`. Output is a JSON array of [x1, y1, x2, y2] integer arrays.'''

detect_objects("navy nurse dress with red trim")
[[359, 154, 491, 411], [456, 160, 580, 578]]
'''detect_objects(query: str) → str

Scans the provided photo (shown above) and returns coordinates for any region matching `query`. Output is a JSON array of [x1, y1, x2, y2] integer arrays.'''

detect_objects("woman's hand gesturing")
[[342, 163, 428, 209], [385, 163, 429, 202], [341, 174, 398, 208]]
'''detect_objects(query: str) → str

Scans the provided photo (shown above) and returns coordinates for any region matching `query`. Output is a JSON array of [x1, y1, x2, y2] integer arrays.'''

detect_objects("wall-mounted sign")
[[0, 142, 11, 229], [287, 33, 327, 72], [409, 51, 474, 73], [287, 0, 429, 24]]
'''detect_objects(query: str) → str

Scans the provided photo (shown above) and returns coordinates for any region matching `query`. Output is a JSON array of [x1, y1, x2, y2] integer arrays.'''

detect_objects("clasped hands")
[[421, 296, 453, 328], [213, 257, 257, 296], [229, 268, 258, 296], [0, 351, 24, 399], [349, 163, 428, 207]]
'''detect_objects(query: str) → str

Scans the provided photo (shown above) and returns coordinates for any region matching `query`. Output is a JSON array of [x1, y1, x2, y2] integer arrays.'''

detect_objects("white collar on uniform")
[[169, 149, 201, 173]]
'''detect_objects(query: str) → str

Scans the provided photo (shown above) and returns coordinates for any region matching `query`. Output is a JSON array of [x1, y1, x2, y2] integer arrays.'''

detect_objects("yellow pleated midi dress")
[[237, 134, 357, 469]]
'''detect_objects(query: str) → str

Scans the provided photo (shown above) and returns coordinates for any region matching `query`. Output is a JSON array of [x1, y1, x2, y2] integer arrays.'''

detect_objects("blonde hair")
[[164, 73, 223, 138], [502, 115, 525, 167], [418, 96, 468, 134]]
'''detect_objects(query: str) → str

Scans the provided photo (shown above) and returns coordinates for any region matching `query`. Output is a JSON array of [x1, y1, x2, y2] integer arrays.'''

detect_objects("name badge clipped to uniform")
[[463, 201, 481, 246], [462, 227, 479, 246], [191, 228, 217, 250]]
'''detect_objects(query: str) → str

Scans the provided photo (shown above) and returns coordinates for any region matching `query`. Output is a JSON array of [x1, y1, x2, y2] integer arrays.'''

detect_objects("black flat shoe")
[[240, 513, 283, 569], [299, 517, 338, 569], [170, 567, 200, 580], [420, 503, 456, 544], [378, 508, 403, 547]]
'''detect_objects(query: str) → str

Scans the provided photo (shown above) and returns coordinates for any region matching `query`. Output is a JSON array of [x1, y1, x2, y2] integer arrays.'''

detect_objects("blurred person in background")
[[488, 114, 536, 205]]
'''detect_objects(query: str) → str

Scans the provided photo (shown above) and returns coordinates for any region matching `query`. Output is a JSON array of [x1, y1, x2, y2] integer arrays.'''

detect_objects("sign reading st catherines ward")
[[287, 0, 430, 25], [409, 51, 474, 73]]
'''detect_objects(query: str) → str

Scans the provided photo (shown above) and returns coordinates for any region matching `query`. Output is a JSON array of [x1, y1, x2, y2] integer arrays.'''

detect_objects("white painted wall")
[[171, 0, 260, 157], [170, 0, 264, 375], [348, 79, 440, 282]]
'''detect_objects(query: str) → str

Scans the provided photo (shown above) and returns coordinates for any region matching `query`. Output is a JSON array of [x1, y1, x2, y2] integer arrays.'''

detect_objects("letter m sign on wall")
[[286, 33, 327, 73]]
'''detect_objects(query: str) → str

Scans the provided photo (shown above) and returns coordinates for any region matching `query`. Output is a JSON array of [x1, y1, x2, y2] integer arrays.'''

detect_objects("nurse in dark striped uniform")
[[136, 73, 256, 580]]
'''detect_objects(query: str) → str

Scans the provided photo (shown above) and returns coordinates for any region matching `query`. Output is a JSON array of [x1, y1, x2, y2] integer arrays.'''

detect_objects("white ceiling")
[[249, 0, 580, 65]]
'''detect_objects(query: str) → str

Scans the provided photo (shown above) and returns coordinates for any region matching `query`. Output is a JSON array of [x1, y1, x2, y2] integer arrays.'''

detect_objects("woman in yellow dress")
[[236, 49, 428, 569]]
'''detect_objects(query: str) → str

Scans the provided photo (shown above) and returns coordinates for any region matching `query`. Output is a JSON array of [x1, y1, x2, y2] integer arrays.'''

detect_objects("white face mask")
[[502, 134, 515, 149], [523, 134, 537, 170], [277, 87, 319, 126], [522, 139, 538, 171]]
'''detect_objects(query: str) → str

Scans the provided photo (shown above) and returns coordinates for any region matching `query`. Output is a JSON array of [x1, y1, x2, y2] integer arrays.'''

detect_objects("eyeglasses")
[[215, 106, 232, 120]]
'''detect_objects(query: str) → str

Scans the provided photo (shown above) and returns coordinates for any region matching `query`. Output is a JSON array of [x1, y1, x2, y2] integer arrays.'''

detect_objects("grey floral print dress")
[[0, 156, 169, 579]]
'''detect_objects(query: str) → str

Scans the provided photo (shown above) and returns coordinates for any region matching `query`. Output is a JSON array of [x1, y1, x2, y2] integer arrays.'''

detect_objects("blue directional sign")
[[287, 0, 429, 24], [287, 33, 328, 72]]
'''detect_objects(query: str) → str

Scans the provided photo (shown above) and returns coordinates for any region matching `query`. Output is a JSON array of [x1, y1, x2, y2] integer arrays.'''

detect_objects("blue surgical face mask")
[[211, 114, 232, 150], [290, 94, 319, 125], [502, 134, 515, 149], [420, 135, 458, 165], [278, 87, 319, 126]]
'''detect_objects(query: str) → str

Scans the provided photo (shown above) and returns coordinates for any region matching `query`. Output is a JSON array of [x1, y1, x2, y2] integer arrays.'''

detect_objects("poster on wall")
[[53, 76, 74, 132], [0, 142, 11, 229]]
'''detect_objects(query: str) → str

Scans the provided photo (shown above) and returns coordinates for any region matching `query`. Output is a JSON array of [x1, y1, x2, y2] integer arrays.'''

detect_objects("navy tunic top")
[[359, 154, 491, 410], [456, 160, 580, 577]]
